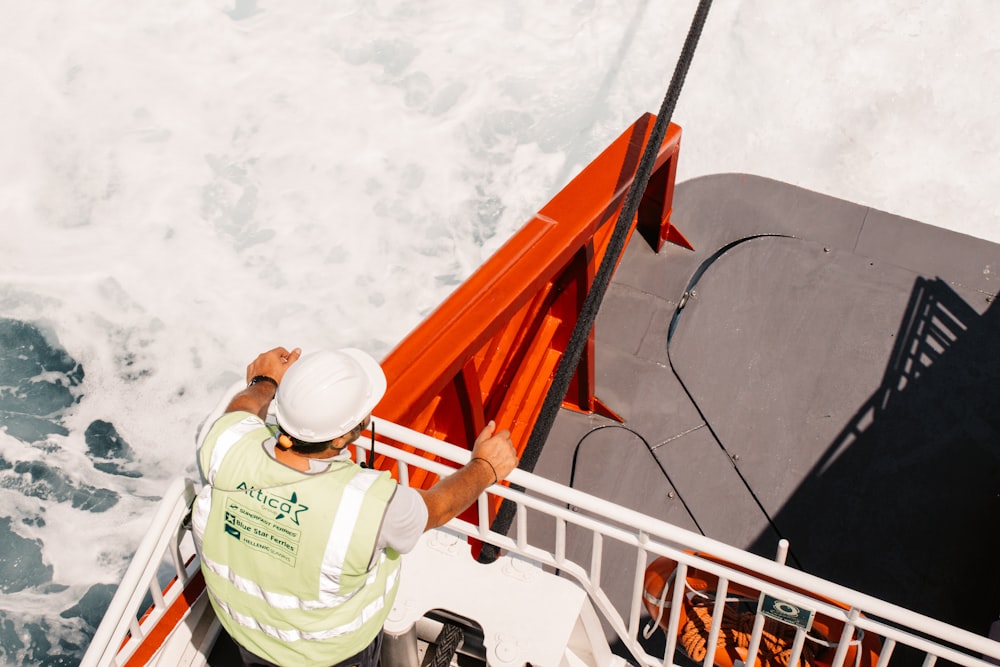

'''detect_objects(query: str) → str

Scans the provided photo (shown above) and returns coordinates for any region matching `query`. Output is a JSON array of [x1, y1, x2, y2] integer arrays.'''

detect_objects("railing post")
[[702, 577, 728, 667], [515, 502, 527, 550], [743, 611, 767, 667], [830, 607, 860, 667], [664, 561, 687, 664], [775, 538, 789, 565], [590, 532, 604, 589], [630, 533, 649, 640], [786, 628, 808, 667]]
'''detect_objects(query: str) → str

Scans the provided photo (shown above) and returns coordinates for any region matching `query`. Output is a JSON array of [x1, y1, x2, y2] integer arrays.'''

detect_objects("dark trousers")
[[237, 631, 383, 667]]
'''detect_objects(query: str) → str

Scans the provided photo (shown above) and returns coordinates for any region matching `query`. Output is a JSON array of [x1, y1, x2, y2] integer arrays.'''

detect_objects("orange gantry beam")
[[374, 114, 686, 499]]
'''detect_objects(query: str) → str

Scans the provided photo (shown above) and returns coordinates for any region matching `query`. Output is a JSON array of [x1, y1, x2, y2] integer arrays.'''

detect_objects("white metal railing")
[[368, 419, 1000, 667], [82, 477, 200, 667], [85, 417, 1000, 667]]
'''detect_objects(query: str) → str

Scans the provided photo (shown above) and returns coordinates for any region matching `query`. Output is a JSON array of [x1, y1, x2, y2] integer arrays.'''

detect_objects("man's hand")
[[226, 346, 302, 418], [470, 420, 518, 482], [417, 419, 519, 530], [245, 346, 302, 385]]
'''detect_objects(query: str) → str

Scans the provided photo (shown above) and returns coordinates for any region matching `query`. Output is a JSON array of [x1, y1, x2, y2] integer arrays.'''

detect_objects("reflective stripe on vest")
[[195, 412, 401, 666], [204, 414, 262, 485], [206, 555, 400, 641], [198, 464, 389, 609]]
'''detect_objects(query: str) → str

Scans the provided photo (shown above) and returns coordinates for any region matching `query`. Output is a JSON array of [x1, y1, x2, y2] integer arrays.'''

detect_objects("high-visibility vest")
[[193, 412, 401, 666]]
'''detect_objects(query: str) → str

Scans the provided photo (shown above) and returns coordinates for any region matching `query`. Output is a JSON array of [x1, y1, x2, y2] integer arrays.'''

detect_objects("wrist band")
[[470, 456, 498, 484], [248, 375, 278, 390]]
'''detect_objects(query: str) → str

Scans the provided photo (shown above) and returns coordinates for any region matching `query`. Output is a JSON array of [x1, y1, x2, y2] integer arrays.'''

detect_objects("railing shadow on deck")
[[750, 277, 1000, 655]]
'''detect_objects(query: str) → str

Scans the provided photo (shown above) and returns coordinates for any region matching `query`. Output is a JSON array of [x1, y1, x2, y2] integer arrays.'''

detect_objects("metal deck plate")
[[538, 174, 1000, 636]]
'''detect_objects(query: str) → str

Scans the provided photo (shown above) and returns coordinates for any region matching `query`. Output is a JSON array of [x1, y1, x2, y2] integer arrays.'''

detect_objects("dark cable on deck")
[[666, 234, 804, 569], [568, 423, 706, 536]]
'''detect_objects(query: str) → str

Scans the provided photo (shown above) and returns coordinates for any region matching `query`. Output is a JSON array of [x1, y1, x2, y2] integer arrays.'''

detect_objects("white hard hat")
[[273, 349, 387, 442]]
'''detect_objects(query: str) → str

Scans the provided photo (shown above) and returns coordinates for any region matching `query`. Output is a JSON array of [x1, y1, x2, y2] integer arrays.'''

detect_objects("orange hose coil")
[[642, 555, 882, 667]]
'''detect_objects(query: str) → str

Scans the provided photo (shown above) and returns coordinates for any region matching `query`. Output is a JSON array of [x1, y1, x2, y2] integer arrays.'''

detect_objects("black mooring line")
[[481, 0, 715, 563]]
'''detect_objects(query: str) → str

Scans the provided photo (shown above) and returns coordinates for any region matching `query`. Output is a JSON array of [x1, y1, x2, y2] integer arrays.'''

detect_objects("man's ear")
[[330, 435, 350, 451]]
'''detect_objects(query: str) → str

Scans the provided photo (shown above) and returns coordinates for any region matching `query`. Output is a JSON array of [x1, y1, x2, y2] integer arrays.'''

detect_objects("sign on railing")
[[759, 593, 816, 631]]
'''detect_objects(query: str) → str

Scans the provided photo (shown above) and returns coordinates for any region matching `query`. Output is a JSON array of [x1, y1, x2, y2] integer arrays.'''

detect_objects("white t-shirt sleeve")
[[377, 484, 428, 554]]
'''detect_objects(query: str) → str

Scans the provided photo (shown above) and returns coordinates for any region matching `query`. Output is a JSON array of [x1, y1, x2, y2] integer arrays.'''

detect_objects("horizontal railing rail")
[[365, 418, 1000, 667], [86, 416, 1000, 666]]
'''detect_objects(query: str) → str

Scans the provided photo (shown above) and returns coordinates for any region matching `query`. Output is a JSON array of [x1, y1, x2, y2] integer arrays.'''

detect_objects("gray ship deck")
[[536, 173, 1000, 638]]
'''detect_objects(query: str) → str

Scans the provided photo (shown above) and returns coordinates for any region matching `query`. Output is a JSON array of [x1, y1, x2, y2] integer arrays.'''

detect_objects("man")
[[191, 346, 518, 667]]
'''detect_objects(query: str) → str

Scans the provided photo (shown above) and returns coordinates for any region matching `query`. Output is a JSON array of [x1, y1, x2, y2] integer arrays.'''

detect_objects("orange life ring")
[[642, 554, 881, 667]]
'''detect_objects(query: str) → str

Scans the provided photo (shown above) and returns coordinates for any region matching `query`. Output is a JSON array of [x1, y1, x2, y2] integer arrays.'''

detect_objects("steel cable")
[[481, 0, 714, 563]]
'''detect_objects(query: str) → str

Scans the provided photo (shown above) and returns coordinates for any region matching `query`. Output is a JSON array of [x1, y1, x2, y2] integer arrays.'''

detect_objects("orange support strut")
[[374, 114, 687, 519]]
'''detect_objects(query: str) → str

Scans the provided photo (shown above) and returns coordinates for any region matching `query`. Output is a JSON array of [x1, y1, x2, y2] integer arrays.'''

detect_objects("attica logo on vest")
[[236, 482, 310, 525], [220, 483, 311, 567]]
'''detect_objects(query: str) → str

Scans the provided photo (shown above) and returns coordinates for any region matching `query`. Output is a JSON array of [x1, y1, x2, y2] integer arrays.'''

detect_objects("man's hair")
[[278, 431, 334, 455]]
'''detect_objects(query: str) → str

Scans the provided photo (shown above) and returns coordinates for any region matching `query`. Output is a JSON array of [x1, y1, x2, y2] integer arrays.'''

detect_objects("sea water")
[[1, 1, 998, 664]]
